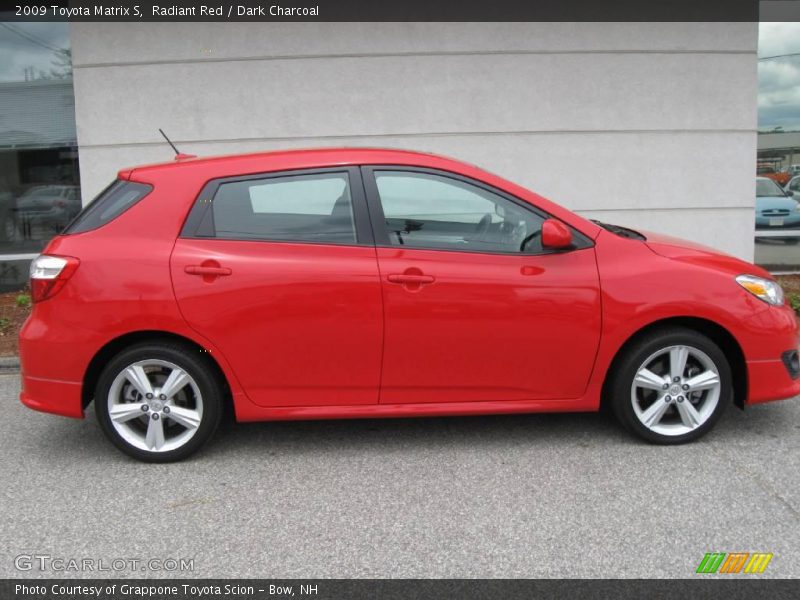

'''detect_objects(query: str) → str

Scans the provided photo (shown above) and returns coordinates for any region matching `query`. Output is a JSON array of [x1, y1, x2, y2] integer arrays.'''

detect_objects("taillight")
[[29, 255, 80, 303]]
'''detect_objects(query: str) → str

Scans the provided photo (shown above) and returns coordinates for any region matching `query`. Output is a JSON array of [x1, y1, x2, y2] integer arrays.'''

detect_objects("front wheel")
[[608, 328, 732, 444], [95, 342, 223, 462]]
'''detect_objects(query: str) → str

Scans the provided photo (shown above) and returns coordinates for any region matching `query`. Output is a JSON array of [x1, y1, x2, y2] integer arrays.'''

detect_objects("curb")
[[0, 356, 19, 372]]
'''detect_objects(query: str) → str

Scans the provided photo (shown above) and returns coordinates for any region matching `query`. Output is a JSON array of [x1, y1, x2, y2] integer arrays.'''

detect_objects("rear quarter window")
[[64, 180, 153, 234]]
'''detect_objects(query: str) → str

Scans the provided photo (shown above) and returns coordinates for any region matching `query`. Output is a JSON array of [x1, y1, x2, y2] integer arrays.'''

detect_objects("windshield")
[[756, 178, 785, 197]]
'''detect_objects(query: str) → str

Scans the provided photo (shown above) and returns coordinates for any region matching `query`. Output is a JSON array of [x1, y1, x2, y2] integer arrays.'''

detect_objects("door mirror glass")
[[541, 219, 573, 249]]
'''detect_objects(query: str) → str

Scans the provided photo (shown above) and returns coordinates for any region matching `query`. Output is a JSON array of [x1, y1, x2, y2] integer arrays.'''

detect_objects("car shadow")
[[33, 397, 798, 464], [204, 399, 796, 458], [207, 410, 629, 457]]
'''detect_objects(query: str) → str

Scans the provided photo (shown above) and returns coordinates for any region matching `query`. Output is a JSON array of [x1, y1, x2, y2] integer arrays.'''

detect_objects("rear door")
[[362, 167, 602, 405], [171, 167, 383, 407]]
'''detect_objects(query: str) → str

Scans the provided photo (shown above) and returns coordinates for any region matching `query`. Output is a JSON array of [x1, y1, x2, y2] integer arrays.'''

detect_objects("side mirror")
[[541, 218, 573, 249]]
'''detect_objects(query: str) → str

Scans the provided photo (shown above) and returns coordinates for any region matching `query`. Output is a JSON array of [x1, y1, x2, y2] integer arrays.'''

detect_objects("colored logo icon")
[[696, 552, 773, 574]]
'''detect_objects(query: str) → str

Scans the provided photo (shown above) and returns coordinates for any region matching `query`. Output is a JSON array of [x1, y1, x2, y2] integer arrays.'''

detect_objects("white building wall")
[[70, 22, 758, 259]]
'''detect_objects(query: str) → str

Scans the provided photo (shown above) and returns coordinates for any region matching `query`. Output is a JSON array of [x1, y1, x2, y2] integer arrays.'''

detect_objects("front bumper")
[[745, 304, 800, 404], [755, 216, 800, 230]]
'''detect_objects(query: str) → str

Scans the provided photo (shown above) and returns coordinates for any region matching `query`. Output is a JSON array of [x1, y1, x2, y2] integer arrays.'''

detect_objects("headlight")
[[736, 274, 785, 306]]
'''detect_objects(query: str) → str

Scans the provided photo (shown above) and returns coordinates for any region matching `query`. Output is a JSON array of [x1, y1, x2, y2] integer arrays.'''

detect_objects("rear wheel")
[[94, 342, 223, 462], [608, 328, 732, 444]]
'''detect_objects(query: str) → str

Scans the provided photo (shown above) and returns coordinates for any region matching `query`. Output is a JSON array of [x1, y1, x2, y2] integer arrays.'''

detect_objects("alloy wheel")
[[107, 359, 204, 453], [630, 345, 721, 436]]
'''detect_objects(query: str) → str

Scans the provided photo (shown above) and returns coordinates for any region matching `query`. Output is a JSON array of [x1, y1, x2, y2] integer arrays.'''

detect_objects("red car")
[[20, 148, 800, 461]]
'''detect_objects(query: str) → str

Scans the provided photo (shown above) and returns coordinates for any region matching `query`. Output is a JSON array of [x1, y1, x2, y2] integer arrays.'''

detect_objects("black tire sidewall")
[[610, 329, 732, 444], [94, 343, 222, 462]]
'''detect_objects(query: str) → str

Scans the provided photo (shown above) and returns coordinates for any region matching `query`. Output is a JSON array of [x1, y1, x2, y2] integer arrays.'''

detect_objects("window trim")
[[180, 166, 374, 247], [360, 165, 593, 256]]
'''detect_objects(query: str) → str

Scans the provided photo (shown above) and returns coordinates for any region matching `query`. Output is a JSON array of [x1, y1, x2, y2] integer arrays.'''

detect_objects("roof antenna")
[[159, 129, 196, 161]]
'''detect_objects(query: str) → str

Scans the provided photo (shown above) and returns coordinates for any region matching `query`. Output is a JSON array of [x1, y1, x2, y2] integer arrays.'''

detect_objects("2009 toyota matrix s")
[[19, 148, 800, 461]]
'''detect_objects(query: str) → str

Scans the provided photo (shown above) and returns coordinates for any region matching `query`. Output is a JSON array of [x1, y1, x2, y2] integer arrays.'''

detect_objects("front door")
[[362, 167, 602, 405], [171, 167, 383, 407]]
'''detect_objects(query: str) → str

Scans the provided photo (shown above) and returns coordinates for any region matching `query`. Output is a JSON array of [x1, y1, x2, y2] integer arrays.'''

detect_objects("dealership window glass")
[[211, 173, 357, 244], [0, 18, 79, 290], [374, 171, 545, 253], [755, 23, 800, 272]]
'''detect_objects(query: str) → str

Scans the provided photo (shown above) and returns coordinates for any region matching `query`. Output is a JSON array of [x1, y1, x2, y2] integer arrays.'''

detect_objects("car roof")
[[120, 146, 604, 240], [121, 147, 472, 178]]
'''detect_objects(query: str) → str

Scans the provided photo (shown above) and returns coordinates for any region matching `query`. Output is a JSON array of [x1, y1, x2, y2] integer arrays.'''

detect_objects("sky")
[[0, 21, 70, 82], [759, 22, 800, 131]]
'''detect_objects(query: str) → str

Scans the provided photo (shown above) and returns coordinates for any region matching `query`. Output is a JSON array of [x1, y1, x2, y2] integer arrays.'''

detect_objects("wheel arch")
[[600, 316, 747, 411], [81, 330, 233, 412]]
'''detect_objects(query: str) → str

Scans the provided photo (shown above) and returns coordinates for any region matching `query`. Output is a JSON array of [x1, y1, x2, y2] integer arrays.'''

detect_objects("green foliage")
[[15, 294, 31, 309], [788, 292, 800, 316]]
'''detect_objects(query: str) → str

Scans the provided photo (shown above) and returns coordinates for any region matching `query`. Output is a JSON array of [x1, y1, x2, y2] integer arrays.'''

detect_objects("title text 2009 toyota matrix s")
[[19, 148, 800, 461]]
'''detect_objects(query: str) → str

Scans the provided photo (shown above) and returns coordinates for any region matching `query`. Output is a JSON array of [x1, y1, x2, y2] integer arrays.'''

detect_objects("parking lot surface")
[[1, 372, 798, 578]]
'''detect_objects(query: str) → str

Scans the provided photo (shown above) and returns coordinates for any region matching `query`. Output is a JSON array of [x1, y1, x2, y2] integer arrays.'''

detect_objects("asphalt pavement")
[[1, 372, 798, 578]]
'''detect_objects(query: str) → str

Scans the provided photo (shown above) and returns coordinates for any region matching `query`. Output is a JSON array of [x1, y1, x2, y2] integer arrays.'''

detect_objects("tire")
[[607, 327, 732, 444], [94, 342, 223, 462], [1, 216, 18, 242]]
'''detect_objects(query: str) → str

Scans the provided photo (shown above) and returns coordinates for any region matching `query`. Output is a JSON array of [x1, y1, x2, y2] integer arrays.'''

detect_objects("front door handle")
[[387, 274, 435, 284]]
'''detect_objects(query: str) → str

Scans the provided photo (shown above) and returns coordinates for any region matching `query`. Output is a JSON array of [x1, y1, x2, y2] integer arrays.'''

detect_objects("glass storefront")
[[755, 22, 800, 272], [0, 19, 79, 291], [0, 21, 796, 283]]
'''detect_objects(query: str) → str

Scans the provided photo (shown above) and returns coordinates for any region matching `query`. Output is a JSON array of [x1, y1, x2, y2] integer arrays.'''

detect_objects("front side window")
[[211, 172, 356, 244], [373, 171, 545, 253]]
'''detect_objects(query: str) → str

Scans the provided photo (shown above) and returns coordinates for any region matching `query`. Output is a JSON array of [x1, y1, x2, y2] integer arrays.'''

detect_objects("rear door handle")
[[387, 274, 435, 284], [185, 265, 232, 276]]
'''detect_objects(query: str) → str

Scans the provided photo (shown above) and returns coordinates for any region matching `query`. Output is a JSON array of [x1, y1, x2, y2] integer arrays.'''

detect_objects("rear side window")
[[209, 172, 356, 244], [64, 180, 152, 234]]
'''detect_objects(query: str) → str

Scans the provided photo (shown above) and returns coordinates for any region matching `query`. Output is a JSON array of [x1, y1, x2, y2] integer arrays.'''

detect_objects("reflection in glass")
[[756, 23, 800, 272], [0, 19, 79, 290]]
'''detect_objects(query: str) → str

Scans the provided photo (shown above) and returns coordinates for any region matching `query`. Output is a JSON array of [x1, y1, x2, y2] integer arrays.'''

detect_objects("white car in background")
[[786, 176, 800, 200], [11, 185, 81, 237]]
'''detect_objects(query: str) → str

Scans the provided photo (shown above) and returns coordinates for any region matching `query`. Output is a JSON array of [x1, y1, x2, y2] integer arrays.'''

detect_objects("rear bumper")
[[18, 310, 87, 419], [19, 374, 83, 418]]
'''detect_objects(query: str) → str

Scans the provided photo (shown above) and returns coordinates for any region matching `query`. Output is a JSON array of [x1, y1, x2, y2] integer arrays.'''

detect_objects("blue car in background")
[[756, 177, 800, 237]]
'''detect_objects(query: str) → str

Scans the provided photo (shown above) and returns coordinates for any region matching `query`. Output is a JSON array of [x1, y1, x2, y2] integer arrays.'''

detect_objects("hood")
[[756, 195, 799, 212], [640, 230, 772, 279]]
